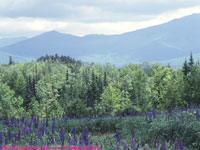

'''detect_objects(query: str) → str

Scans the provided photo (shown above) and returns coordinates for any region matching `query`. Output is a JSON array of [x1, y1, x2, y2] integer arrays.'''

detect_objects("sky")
[[0, 0, 200, 38]]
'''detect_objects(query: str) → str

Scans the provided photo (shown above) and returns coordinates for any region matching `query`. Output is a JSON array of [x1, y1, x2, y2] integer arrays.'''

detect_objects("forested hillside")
[[0, 54, 199, 119]]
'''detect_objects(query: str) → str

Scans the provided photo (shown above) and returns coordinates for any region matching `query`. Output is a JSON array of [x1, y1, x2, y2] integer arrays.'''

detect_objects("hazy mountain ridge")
[[0, 13, 200, 67], [0, 51, 34, 64], [0, 37, 28, 47]]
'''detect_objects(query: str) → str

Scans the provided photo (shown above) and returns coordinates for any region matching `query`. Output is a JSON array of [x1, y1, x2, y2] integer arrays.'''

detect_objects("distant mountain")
[[0, 51, 34, 64], [0, 37, 27, 47], [1, 14, 200, 67]]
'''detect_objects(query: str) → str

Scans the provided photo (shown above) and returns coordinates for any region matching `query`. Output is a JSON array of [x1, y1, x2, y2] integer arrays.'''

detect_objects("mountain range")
[[0, 13, 200, 68]]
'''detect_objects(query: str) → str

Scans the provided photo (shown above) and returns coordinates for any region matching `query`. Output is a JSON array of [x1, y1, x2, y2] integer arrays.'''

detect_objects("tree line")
[[0, 54, 199, 118]]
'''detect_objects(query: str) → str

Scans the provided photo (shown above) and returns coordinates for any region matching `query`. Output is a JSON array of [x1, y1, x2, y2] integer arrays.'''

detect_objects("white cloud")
[[0, 4, 200, 37]]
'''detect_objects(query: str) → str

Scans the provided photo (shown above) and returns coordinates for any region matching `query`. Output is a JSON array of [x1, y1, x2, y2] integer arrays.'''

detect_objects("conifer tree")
[[189, 53, 194, 68], [9, 56, 14, 65], [66, 70, 69, 82], [103, 72, 108, 87], [182, 59, 189, 76]]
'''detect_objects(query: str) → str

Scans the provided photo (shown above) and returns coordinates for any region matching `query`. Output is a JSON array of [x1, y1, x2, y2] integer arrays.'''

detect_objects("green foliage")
[[97, 85, 132, 115], [64, 98, 87, 116], [0, 54, 200, 117], [0, 79, 24, 118]]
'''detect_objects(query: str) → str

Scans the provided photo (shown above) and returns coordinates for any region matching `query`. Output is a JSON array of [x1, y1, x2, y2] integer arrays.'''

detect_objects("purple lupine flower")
[[52, 120, 55, 134], [0, 132, 3, 145], [179, 140, 184, 150], [132, 137, 136, 150], [130, 109, 135, 117], [46, 118, 48, 128], [154, 137, 159, 150], [145, 113, 148, 121], [79, 136, 83, 146], [160, 141, 166, 150], [82, 127, 88, 146], [5, 134, 8, 145], [68, 136, 71, 145], [57, 135, 61, 145], [24, 126, 28, 135], [40, 126, 45, 136], [116, 130, 121, 143], [62, 113, 65, 119], [12, 136, 16, 146], [100, 144, 103, 150], [110, 141, 113, 147], [29, 126, 33, 134], [60, 128, 65, 145], [74, 136, 78, 146], [122, 141, 129, 150], [115, 143, 120, 150], [37, 122, 41, 138], [196, 109, 200, 121], [72, 129, 76, 137], [17, 130, 22, 141], [174, 138, 179, 150], [20, 121, 23, 129], [149, 112, 152, 123], [141, 142, 145, 147], [51, 135, 56, 145], [120, 113, 123, 119]]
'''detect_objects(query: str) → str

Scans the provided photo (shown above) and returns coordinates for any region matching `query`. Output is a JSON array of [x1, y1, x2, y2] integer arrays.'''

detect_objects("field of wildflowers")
[[0, 106, 200, 150]]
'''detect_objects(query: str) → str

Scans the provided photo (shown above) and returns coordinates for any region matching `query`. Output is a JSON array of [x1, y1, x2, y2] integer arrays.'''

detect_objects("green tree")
[[9, 56, 14, 65], [0, 79, 24, 118], [97, 84, 132, 115]]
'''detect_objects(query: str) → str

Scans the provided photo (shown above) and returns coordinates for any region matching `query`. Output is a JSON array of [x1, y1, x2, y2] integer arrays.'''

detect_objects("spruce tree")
[[103, 72, 108, 87], [182, 59, 189, 76], [189, 53, 194, 68], [66, 70, 69, 82], [9, 56, 14, 65]]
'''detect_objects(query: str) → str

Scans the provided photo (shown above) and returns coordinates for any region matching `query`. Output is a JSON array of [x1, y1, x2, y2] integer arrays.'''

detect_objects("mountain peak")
[[1, 14, 200, 67], [43, 30, 60, 35]]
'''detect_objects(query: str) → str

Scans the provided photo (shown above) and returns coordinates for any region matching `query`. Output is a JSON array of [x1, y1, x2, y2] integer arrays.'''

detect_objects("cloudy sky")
[[0, 0, 200, 37]]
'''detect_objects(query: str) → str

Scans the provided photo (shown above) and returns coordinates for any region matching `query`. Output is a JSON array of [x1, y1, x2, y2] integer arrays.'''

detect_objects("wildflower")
[[161, 141, 166, 150], [179, 140, 184, 150], [132, 137, 136, 150], [4, 136, 9, 146], [110, 140, 113, 147], [60, 128, 65, 145], [196, 109, 199, 121], [115, 143, 120, 150], [116, 130, 121, 143], [52, 120, 55, 134], [122, 141, 129, 150], [82, 127, 88, 146], [174, 138, 178, 150], [0, 132, 3, 146], [51, 135, 56, 145], [46, 118, 48, 128]]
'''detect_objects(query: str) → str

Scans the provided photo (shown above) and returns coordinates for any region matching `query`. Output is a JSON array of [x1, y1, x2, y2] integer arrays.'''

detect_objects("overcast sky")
[[0, 0, 200, 37]]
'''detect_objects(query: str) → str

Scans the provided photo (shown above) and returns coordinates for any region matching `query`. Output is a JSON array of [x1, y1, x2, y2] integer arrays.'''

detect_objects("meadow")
[[1, 106, 200, 149]]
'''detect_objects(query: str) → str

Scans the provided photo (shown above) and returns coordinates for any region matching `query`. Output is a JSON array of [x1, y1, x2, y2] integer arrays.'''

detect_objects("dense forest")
[[0, 54, 199, 119]]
